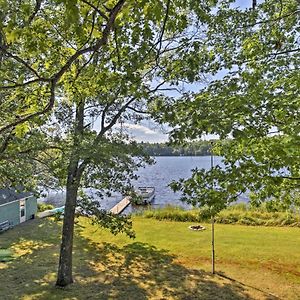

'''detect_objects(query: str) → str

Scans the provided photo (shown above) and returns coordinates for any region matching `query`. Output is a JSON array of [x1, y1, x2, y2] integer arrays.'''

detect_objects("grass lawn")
[[0, 217, 299, 299]]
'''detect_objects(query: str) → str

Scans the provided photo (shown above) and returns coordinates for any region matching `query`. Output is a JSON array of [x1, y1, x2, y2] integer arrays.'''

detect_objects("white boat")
[[135, 187, 155, 205]]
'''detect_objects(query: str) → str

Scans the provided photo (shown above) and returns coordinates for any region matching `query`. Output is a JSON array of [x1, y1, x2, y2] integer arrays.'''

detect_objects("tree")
[[159, 0, 300, 211], [0, 0, 128, 186], [140, 141, 212, 156], [0, 0, 222, 287]]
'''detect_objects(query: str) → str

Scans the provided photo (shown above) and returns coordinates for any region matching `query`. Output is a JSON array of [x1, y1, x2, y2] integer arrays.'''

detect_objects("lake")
[[129, 156, 223, 211], [42, 156, 227, 212]]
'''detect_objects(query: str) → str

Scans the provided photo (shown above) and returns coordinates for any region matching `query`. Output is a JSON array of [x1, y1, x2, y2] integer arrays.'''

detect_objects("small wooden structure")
[[37, 206, 65, 219], [110, 196, 131, 215]]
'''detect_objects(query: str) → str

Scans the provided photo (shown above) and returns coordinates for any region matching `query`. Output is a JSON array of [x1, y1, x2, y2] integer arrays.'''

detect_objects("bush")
[[138, 204, 300, 227], [226, 203, 248, 211], [216, 212, 239, 224], [37, 203, 54, 212]]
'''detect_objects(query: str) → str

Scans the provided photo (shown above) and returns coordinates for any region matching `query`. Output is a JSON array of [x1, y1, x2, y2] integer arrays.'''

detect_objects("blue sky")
[[235, 0, 252, 8], [234, 0, 264, 9]]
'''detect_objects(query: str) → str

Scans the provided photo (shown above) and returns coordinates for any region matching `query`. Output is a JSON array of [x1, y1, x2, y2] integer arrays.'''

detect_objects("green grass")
[[139, 204, 300, 227], [0, 217, 299, 299]]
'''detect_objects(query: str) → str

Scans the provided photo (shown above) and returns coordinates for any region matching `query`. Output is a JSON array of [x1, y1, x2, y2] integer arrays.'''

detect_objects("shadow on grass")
[[0, 218, 272, 299], [217, 272, 279, 300]]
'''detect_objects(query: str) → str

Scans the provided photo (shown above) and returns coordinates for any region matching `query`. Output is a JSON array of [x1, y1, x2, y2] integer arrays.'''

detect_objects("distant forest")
[[140, 141, 213, 156]]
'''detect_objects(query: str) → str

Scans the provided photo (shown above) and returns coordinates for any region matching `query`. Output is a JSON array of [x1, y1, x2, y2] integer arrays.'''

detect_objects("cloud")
[[117, 123, 169, 143], [122, 124, 158, 135]]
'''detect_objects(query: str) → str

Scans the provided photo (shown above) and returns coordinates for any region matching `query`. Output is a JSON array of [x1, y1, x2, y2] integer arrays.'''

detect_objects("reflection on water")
[[40, 156, 223, 212]]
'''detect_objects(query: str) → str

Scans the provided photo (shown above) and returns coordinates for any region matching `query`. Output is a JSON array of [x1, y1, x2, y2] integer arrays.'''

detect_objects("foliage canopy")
[[159, 0, 300, 212]]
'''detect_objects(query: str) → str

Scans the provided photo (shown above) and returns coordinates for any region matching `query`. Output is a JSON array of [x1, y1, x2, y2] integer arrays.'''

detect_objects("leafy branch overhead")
[[158, 0, 300, 210], [0, 0, 128, 135]]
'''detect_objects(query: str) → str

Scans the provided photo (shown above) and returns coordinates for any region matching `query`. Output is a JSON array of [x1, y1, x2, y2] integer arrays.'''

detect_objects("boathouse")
[[0, 188, 37, 231]]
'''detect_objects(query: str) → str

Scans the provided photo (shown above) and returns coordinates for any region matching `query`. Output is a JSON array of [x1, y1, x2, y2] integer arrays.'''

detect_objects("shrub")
[[37, 203, 55, 212], [138, 204, 300, 227]]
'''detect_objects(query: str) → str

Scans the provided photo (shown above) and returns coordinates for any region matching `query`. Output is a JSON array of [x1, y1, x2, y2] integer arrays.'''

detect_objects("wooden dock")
[[110, 196, 131, 215], [37, 206, 65, 219], [37, 210, 56, 218]]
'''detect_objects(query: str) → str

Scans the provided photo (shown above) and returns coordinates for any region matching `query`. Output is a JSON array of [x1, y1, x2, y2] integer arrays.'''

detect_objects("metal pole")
[[210, 146, 214, 171], [211, 216, 215, 274], [211, 141, 215, 274]]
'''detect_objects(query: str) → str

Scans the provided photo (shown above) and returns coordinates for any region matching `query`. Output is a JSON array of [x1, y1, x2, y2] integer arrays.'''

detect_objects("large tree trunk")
[[56, 101, 84, 287], [56, 169, 79, 286]]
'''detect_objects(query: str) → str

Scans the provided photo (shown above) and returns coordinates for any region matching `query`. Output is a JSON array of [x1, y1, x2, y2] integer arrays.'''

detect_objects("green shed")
[[0, 188, 37, 229]]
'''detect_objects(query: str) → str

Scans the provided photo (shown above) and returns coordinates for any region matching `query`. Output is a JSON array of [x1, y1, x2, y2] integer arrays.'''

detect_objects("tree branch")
[[0, 0, 127, 135], [127, 106, 148, 114], [114, 27, 121, 65], [80, 0, 108, 21], [280, 176, 300, 181], [52, 0, 126, 82], [0, 79, 55, 134], [0, 78, 50, 89], [156, 0, 171, 62], [242, 9, 300, 28], [271, 47, 300, 56], [0, 44, 41, 78], [101, 103, 111, 132], [15, 145, 65, 155], [79, 10, 97, 50], [27, 0, 43, 25], [78, 96, 135, 173], [0, 131, 14, 154], [100, 97, 135, 135]]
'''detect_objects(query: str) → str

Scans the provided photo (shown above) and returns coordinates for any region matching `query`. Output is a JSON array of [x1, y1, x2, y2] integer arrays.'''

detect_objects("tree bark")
[[56, 177, 78, 286], [56, 101, 84, 287]]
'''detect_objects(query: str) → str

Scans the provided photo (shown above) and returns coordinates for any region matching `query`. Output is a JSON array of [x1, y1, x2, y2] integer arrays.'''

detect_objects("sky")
[[115, 0, 263, 143], [116, 123, 169, 143]]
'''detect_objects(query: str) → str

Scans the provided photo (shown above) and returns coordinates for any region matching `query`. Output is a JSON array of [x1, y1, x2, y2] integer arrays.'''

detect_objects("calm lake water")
[[42, 156, 226, 212], [130, 156, 223, 211]]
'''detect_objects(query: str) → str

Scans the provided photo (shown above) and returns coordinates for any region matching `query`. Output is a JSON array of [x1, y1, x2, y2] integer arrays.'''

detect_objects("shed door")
[[20, 200, 26, 223]]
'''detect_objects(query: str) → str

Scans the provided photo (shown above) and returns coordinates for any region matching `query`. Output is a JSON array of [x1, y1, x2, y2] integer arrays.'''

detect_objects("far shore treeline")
[[139, 141, 213, 156]]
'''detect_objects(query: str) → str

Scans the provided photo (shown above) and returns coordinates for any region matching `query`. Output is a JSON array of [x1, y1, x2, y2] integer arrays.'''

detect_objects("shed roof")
[[0, 188, 32, 206]]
